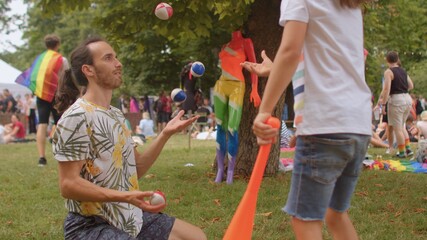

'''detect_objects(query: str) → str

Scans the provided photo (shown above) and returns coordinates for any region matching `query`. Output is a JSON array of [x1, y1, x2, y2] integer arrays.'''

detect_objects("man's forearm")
[[60, 176, 131, 203]]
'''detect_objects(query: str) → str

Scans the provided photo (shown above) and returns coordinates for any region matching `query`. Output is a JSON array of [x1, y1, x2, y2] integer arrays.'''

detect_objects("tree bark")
[[234, 0, 294, 178]]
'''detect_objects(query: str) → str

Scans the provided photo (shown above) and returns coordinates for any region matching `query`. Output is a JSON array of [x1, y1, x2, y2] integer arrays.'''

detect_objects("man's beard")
[[94, 69, 122, 89]]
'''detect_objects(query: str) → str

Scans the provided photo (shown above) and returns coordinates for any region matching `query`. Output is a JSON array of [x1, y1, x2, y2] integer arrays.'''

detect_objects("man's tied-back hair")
[[55, 36, 106, 113]]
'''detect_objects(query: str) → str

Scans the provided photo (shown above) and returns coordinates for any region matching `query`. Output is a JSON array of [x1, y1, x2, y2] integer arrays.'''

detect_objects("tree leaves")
[[3, 0, 427, 99], [364, 0, 427, 96]]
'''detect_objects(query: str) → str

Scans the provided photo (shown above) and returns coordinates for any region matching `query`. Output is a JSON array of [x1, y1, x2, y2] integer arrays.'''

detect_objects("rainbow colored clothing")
[[15, 50, 64, 102], [365, 159, 427, 173]]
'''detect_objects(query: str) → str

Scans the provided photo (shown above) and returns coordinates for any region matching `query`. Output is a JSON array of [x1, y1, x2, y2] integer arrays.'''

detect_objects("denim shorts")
[[283, 133, 370, 221]]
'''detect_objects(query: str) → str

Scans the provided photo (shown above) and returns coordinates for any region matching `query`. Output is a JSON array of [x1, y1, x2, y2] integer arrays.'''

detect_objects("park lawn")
[[0, 134, 426, 240]]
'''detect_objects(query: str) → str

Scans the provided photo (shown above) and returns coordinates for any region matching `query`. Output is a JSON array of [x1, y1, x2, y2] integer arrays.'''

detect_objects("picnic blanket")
[[363, 159, 427, 174]]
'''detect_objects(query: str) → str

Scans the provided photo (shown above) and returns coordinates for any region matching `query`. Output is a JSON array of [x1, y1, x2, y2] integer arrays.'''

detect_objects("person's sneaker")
[[406, 149, 414, 156], [385, 148, 391, 154], [38, 157, 47, 167], [396, 152, 406, 158]]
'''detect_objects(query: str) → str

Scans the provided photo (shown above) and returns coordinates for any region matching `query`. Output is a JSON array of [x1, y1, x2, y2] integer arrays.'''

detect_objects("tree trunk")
[[234, 0, 293, 178]]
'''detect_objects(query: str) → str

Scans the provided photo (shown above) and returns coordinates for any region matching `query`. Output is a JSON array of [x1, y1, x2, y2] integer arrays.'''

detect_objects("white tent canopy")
[[0, 59, 22, 84], [0, 59, 31, 97]]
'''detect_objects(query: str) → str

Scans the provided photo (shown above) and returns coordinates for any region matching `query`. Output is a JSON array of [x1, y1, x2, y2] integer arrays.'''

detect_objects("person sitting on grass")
[[136, 112, 157, 141], [413, 111, 427, 163], [371, 131, 389, 148], [2, 114, 26, 144], [405, 114, 419, 142], [417, 111, 427, 140]]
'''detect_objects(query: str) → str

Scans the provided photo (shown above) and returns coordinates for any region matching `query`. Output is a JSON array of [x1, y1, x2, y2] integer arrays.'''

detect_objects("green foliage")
[[410, 61, 427, 95], [0, 2, 102, 71], [0, 0, 11, 31], [30, 0, 255, 95], [36, 0, 91, 14], [0, 137, 426, 239], [2, 0, 427, 99], [7, 0, 424, 97], [364, 0, 427, 97]]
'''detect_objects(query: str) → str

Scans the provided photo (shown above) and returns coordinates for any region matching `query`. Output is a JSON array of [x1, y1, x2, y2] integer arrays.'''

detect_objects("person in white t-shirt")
[[249, 0, 371, 239]]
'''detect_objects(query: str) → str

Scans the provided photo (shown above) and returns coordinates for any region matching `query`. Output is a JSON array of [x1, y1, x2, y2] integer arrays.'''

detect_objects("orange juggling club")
[[223, 117, 281, 240]]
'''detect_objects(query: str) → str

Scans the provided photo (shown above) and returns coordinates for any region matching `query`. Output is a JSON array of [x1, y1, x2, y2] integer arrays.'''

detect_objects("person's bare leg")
[[380, 123, 388, 141], [3, 135, 13, 143], [394, 125, 406, 155], [325, 208, 358, 240], [402, 123, 411, 144], [371, 131, 388, 148], [37, 123, 48, 158], [291, 217, 323, 240], [168, 218, 206, 240], [387, 125, 394, 152], [370, 137, 388, 148], [394, 125, 405, 144]]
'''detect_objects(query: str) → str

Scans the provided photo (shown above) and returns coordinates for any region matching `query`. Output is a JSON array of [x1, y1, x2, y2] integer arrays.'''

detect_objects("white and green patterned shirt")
[[53, 98, 142, 237]]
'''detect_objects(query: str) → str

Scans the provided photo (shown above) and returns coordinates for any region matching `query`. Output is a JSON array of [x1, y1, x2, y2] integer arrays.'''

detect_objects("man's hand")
[[127, 191, 166, 213], [240, 50, 272, 77], [162, 110, 198, 137]]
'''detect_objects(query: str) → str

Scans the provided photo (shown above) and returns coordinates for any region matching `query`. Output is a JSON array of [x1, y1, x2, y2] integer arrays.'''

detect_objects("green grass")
[[0, 135, 426, 239]]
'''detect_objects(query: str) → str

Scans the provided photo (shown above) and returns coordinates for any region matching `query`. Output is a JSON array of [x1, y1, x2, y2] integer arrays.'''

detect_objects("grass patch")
[[0, 135, 426, 239]]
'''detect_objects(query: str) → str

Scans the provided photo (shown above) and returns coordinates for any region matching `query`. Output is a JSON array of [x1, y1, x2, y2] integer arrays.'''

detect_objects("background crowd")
[[2, 84, 426, 152], [117, 89, 215, 139]]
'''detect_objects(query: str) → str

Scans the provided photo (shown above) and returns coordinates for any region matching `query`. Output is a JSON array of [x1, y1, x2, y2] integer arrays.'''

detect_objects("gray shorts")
[[64, 212, 175, 240]]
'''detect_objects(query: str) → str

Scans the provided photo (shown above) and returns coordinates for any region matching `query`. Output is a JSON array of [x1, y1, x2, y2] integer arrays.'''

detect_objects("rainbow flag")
[[15, 50, 64, 102]]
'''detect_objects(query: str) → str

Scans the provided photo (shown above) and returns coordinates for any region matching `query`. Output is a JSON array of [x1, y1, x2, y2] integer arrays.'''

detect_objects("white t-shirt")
[[280, 0, 372, 136]]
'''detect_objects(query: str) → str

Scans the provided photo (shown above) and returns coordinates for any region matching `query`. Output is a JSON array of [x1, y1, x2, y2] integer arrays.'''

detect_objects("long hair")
[[55, 36, 106, 113]]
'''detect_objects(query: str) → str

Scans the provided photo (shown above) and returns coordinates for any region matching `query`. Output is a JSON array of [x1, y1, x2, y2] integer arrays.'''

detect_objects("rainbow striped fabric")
[[15, 50, 64, 102], [292, 54, 305, 128], [365, 159, 427, 174]]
